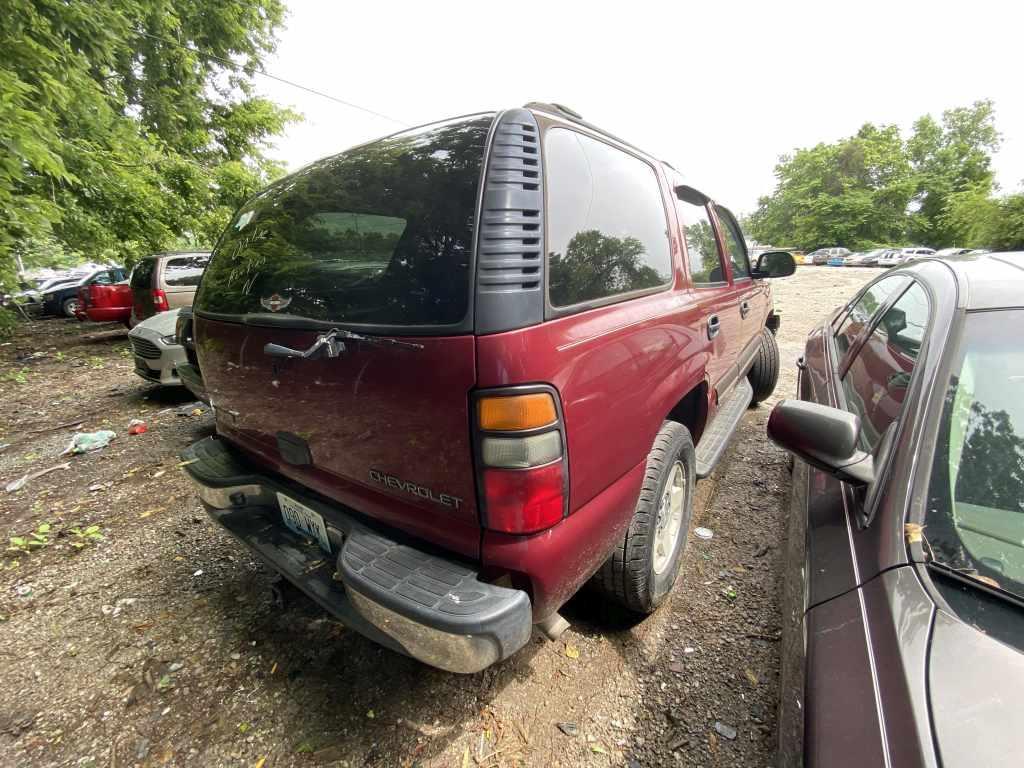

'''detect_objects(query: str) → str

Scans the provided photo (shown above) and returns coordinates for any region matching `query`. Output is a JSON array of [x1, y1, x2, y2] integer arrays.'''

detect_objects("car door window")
[[92, 271, 116, 286], [841, 282, 929, 450], [677, 199, 725, 285], [834, 275, 907, 360], [714, 205, 749, 280]]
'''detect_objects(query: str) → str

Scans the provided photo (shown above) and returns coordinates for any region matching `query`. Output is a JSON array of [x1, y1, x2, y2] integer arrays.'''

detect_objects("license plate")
[[277, 492, 331, 554]]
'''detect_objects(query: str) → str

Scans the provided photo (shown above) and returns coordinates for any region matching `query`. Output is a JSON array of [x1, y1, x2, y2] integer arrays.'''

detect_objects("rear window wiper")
[[263, 328, 423, 360]]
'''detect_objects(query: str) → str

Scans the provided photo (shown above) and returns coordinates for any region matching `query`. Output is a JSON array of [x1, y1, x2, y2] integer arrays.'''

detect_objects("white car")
[[128, 307, 187, 386], [877, 247, 935, 268]]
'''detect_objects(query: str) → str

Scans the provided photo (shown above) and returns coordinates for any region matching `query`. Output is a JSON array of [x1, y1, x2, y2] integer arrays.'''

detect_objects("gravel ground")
[[0, 266, 877, 768]]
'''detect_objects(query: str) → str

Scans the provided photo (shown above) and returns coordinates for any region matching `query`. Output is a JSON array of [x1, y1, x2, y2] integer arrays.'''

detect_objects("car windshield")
[[923, 309, 1024, 601], [195, 114, 494, 328]]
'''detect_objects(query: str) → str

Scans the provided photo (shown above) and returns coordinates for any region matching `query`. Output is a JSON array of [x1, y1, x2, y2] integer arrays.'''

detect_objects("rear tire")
[[748, 328, 780, 406], [62, 297, 80, 318], [593, 421, 695, 614]]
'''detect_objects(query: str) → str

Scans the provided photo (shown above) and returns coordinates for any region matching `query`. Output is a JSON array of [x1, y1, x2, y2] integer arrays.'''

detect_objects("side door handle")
[[740, 300, 751, 319], [707, 314, 721, 340]]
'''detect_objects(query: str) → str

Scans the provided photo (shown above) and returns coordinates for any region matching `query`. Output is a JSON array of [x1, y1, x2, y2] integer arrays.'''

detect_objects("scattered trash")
[[564, 644, 580, 659], [128, 419, 148, 436], [713, 721, 737, 740], [556, 722, 580, 737], [230, 652, 241, 661], [15, 584, 32, 597], [152, 469, 166, 479], [101, 597, 138, 617], [5, 461, 71, 493], [193, 569, 203, 577], [694, 527, 714, 540], [177, 402, 207, 417], [366, 709, 375, 719], [168, 661, 184, 673], [744, 668, 759, 686], [722, 585, 738, 601], [683, 647, 695, 654], [62, 430, 116, 455]]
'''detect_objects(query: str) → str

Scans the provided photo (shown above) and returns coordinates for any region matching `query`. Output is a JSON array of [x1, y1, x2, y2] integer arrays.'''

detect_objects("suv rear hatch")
[[192, 114, 494, 559]]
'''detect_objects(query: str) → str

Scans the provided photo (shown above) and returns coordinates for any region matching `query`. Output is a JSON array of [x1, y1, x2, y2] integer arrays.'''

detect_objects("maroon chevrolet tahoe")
[[182, 104, 795, 672]]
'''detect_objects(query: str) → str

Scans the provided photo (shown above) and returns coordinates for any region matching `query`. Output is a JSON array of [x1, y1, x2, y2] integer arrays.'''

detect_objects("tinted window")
[[92, 270, 117, 286], [130, 259, 156, 289], [834, 275, 907, 359], [677, 200, 724, 285], [196, 115, 493, 326], [546, 129, 671, 307], [163, 254, 210, 287], [842, 282, 929, 450], [924, 310, 1024, 601], [715, 205, 749, 279]]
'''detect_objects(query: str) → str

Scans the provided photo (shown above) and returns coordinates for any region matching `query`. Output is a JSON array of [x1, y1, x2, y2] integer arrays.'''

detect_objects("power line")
[[137, 30, 410, 127]]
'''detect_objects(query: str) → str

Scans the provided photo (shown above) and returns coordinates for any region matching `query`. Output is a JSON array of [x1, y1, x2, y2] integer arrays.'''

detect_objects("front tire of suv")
[[748, 328, 780, 406], [594, 421, 696, 614]]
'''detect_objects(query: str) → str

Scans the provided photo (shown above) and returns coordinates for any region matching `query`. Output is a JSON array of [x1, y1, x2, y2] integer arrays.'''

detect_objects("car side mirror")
[[767, 400, 874, 485], [752, 251, 796, 278]]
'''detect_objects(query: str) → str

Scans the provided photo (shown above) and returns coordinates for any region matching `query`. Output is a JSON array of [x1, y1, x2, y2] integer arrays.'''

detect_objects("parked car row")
[[809, 245, 991, 269]]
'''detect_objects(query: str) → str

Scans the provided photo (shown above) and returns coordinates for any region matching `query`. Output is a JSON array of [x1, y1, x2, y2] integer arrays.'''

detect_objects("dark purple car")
[[769, 252, 1024, 767]]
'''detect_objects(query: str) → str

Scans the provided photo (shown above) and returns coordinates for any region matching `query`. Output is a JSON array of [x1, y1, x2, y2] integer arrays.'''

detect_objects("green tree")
[[0, 0, 297, 293], [944, 183, 1024, 251], [907, 101, 1001, 246], [749, 123, 914, 250]]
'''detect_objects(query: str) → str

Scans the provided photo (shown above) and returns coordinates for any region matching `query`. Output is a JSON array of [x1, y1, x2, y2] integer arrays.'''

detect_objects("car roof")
[[908, 251, 1024, 310]]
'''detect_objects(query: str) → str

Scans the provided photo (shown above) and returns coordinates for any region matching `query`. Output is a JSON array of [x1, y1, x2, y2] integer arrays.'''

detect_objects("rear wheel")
[[748, 328, 780, 406], [593, 421, 696, 614], [62, 297, 80, 318]]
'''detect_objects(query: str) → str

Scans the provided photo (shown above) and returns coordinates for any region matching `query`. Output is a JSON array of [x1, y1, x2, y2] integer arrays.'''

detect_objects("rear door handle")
[[740, 300, 751, 319], [707, 314, 721, 340]]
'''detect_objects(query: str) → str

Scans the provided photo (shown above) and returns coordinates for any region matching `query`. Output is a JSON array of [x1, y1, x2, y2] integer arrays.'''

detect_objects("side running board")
[[695, 377, 753, 478]]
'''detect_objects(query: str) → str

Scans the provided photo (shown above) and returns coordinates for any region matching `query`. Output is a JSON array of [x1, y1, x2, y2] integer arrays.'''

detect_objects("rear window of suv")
[[196, 114, 494, 327], [130, 258, 155, 289]]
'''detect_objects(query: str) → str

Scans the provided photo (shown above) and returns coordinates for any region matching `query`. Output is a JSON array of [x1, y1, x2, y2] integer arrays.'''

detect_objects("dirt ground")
[[0, 266, 877, 768]]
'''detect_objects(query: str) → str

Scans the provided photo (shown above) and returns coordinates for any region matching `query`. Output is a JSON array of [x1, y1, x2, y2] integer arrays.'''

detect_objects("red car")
[[181, 105, 795, 672], [76, 279, 133, 325]]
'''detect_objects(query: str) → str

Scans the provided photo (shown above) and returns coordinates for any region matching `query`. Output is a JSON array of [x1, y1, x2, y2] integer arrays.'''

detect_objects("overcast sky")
[[256, 0, 1023, 215]]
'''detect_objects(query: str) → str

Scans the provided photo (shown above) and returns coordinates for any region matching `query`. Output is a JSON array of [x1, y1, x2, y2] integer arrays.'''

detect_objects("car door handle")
[[707, 315, 721, 340], [740, 300, 751, 318]]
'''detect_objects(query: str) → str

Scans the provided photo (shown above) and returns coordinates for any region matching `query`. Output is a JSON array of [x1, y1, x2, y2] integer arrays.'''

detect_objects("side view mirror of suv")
[[752, 251, 796, 278], [767, 399, 874, 485]]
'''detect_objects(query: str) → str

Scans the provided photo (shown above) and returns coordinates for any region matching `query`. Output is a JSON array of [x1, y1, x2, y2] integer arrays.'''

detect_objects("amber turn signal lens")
[[478, 393, 557, 431]]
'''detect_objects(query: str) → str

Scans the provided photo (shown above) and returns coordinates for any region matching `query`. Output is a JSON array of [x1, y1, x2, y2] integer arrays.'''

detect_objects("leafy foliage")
[[0, 0, 297, 292], [749, 101, 1018, 251]]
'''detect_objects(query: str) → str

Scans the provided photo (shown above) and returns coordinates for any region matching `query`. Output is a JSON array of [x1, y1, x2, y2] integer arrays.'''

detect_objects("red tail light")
[[152, 289, 169, 312], [482, 463, 564, 534], [475, 388, 568, 534]]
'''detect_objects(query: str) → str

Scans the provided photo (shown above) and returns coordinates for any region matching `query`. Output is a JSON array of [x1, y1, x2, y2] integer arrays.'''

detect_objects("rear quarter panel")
[[475, 289, 709, 514]]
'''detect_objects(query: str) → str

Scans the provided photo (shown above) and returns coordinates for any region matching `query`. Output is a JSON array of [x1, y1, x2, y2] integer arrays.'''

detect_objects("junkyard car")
[[181, 104, 795, 672], [771, 251, 1024, 767], [129, 251, 210, 324], [128, 308, 186, 386], [41, 266, 127, 318]]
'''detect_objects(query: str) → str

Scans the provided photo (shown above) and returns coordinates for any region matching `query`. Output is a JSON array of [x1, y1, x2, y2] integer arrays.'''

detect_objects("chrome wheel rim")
[[653, 461, 686, 575]]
